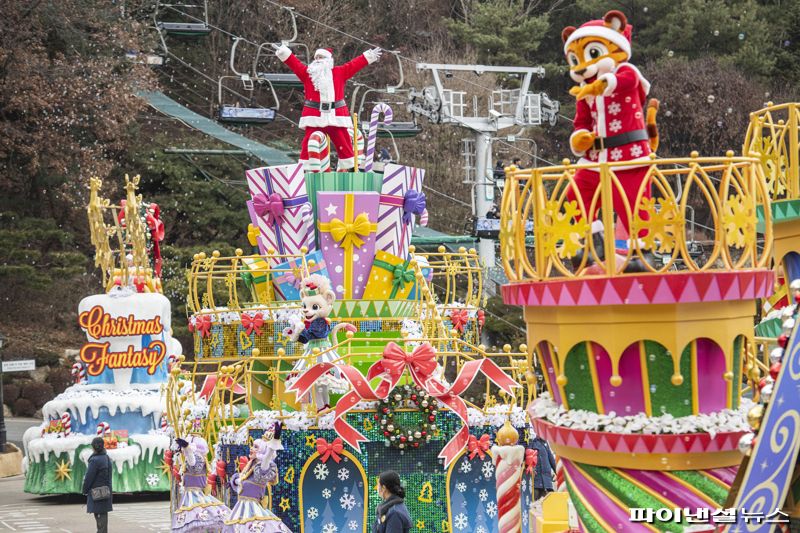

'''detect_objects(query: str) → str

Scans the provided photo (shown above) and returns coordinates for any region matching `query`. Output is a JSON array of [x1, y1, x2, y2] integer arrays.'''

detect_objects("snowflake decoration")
[[608, 102, 621, 115], [459, 461, 472, 474], [541, 200, 590, 260], [609, 119, 622, 133], [340, 493, 356, 511], [453, 513, 468, 530], [476, 527, 488, 533], [249, 522, 266, 533], [479, 488, 488, 502], [307, 507, 319, 520], [630, 144, 644, 158], [348, 521, 358, 531], [610, 147, 624, 161], [722, 194, 756, 249], [314, 463, 329, 480], [322, 524, 338, 533], [486, 501, 497, 518], [456, 482, 466, 493], [758, 137, 787, 197], [322, 488, 332, 499], [522, 477, 528, 493], [337, 468, 350, 481], [633, 197, 682, 254], [481, 461, 494, 479], [145, 473, 160, 487]]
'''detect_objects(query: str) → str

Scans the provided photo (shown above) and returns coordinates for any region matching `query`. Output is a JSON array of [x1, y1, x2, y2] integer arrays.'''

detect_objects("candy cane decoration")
[[61, 413, 71, 437], [343, 127, 365, 170], [364, 103, 393, 171], [493, 423, 524, 533], [71, 363, 87, 384], [161, 416, 169, 432], [307, 131, 331, 173], [96, 422, 111, 436]]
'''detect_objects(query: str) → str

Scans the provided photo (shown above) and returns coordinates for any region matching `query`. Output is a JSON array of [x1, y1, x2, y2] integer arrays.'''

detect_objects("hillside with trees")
[[1, 0, 798, 414]]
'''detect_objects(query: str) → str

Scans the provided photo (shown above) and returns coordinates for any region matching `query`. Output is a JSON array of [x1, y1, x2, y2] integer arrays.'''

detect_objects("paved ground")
[[0, 475, 171, 532]]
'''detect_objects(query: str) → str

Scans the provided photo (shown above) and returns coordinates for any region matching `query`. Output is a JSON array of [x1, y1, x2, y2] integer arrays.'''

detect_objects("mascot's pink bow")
[[253, 192, 285, 226]]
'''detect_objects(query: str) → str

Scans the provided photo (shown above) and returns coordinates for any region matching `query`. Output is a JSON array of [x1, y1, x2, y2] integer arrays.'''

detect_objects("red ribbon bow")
[[316, 437, 344, 463], [449, 309, 468, 332], [194, 315, 212, 338], [241, 312, 264, 336], [372, 343, 439, 385], [468, 434, 491, 460], [286, 342, 520, 468], [253, 192, 285, 227], [525, 448, 539, 474]]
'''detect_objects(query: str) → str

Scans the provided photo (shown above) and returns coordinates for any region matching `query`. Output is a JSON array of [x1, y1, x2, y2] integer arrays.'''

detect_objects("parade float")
[[22, 176, 176, 494]]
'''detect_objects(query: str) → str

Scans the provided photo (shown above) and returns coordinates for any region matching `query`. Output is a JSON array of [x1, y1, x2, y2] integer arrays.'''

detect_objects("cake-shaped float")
[[500, 10, 774, 532], [22, 176, 178, 494], [165, 103, 542, 532]]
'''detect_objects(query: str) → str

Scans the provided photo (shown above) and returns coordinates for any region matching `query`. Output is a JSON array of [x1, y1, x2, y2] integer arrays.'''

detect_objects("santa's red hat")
[[563, 18, 633, 59], [314, 48, 333, 59]]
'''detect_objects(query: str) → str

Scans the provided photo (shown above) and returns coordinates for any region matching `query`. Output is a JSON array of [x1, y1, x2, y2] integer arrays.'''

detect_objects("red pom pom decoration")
[[778, 334, 789, 348], [770, 362, 782, 380]]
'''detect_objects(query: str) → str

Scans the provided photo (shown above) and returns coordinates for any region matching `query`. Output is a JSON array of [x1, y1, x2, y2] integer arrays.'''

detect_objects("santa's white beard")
[[307, 58, 335, 102]]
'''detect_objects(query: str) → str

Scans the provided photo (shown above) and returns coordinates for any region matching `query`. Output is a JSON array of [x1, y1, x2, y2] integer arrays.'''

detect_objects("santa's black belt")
[[304, 99, 346, 111], [593, 129, 648, 151]]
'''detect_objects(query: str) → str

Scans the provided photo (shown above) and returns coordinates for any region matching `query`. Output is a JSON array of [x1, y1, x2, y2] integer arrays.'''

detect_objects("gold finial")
[[496, 421, 519, 446], [252, 348, 261, 357], [408, 245, 416, 254], [671, 374, 684, 386]]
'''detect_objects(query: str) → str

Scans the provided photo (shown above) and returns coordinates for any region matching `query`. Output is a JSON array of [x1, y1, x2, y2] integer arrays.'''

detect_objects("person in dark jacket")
[[372, 471, 411, 533], [531, 435, 557, 500], [82, 437, 113, 533]]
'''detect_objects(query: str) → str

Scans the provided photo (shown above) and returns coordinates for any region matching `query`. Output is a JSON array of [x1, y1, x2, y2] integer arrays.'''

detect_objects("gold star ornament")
[[279, 496, 291, 512], [55, 459, 72, 482]]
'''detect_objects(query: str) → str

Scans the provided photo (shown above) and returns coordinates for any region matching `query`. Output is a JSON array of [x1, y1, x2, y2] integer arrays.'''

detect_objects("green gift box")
[[306, 171, 383, 217]]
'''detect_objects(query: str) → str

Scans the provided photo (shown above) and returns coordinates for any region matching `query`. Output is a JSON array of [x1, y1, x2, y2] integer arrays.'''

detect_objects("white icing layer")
[[42, 385, 164, 425]]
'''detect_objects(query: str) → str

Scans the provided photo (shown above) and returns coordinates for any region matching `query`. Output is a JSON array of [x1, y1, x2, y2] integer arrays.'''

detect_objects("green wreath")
[[376, 385, 438, 450]]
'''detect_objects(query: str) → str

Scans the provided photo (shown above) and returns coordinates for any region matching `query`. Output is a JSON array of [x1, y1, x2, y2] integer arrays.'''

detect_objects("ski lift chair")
[[253, 7, 309, 89], [154, 0, 211, 36], [217, 38, 280, 124]]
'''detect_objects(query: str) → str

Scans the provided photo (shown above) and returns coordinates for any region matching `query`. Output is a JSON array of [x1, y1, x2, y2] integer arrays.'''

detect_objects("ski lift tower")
[[410, 63, 559, 267]]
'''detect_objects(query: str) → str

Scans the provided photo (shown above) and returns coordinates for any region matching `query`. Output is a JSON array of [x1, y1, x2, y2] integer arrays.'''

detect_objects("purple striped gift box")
[[375, 164, 426, 258]]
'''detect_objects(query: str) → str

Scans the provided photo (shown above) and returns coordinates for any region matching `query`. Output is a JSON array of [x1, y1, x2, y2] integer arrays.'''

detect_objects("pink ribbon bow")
[[449, 309, 469, 332], [194, 315, 212, 338], [241, 312, 264, 336], [468, 434, 491, 460], [286, 342, 519, 468], [253, 193, 285, 226], [526, 448, 539, 474], [316, 437, 344, 463]]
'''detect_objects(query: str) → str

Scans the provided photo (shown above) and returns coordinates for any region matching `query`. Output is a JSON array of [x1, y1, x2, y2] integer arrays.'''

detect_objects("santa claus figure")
[[272, 44, 382, 170], [561, 10, 659, 243]]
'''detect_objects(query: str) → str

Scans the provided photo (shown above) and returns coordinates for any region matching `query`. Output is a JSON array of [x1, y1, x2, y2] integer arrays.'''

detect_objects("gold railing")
[[166, 334, 531, 439], [417, 246, 484, 308], [500, 154, 772, 281], [743, 102, 800, 201], [741, 337, 778, 400]]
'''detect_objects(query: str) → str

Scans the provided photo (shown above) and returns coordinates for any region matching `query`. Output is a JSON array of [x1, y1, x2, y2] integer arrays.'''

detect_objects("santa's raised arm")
[[273, 44, 382, 171]]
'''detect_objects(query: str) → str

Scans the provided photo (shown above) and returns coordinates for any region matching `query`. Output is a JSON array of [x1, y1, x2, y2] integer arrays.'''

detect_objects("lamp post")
[[0, 333, 6, 451]]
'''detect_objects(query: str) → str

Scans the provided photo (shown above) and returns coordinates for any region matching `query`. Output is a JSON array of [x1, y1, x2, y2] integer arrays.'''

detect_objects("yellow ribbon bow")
[[246, 224, 260, 247], [328, 213, 374, 250]]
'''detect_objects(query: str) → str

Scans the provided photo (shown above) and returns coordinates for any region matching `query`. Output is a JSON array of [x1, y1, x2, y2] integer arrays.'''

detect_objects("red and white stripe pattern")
[[96, 422, 111, 436], [306, 131, 331, 173], [244, 163, 315, 262], [364, 103, 393, 171], [71, 363, 87, 384], [161, 416, 169, 431], [493, 445, 525, 533], [60, 413, 71, 437], [344, 127, 365, 169], [376, 164, 426, 258]]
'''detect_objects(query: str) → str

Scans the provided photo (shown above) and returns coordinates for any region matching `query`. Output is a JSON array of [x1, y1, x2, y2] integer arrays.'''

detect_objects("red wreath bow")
[[449, 309, 468, 332], [241, 312, 264, 336], [193, 315, 212, 338], [316, 437, 344, 463], [253, 192, 285, 227], [286, 341, 520, 468], [372, 342, 438, 384], [468, 434, 491, 460], [526, 448, 539, 474]]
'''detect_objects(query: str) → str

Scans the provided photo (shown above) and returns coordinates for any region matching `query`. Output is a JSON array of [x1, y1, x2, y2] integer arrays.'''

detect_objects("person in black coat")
[[82, 437, 113, 533], [531, 435, 557, 501], [372, 471, 411, 533]]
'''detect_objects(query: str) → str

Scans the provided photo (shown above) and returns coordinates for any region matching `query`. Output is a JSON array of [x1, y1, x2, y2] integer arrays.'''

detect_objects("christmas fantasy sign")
[[77, 291, 177, 388]]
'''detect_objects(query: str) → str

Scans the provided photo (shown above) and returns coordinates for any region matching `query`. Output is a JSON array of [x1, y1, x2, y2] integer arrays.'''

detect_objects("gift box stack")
[[244, 162, 428, 303]]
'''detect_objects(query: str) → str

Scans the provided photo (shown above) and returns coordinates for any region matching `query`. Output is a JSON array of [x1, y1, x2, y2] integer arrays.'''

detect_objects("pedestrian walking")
[[82, 437, 112, 533], [372, 470, 411, 533]]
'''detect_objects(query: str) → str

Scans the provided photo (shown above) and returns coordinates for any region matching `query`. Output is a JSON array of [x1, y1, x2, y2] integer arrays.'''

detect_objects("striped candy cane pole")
[[71, 363, 85, 384], [343, 128, 366, 170], [364, 103, 393, 171], [96, 422, 110, 436], [61, 413, 71, 437], [555, 458, 566, 491], [493, 422, 524, 533], [307, 131, 330, 173], [161, 416, 169, 431]]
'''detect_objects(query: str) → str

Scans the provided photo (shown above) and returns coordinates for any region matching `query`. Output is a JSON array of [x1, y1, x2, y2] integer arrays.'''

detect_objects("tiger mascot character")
[[562, 10, 659, 269]]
